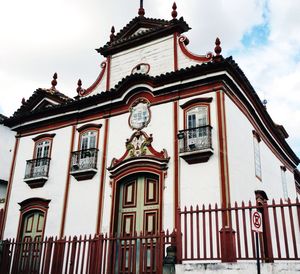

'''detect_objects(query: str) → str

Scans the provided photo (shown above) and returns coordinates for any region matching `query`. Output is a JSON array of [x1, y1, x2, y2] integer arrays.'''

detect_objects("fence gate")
[[0, 231, 173, 274]]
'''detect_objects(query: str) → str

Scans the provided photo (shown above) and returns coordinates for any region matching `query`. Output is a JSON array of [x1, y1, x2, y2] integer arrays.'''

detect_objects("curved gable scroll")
[[108, 131, 169, 177], [78, 61, 107, 97], [178, 35, 213, 63]]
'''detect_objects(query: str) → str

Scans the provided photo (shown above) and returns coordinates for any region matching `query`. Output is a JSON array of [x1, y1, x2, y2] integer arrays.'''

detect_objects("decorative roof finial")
[[110, 26, 115, 42], [77, 79, 82, 95], [214, 38, 222, 56], [21, 97, 26, 105], [51, 72, 58, 90], [138, 0, 145, 16], [172, 2, 177, 19]]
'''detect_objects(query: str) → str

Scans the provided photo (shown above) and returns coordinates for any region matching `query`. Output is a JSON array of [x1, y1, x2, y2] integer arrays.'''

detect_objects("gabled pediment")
[[12, 88, 72, 118], [32, 98, 59, 111], [108, 130, 169, 176], [97, 16, 190, 57], [130, 27, 152, 37], [114, 17, 170, 40]]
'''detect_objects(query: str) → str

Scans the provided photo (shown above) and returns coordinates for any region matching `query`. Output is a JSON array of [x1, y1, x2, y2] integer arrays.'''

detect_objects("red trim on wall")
[[173, 101, 180, 230], [180, 97, 213, 109], [126, 92, 154, 107], [14, 80, 295, 172], [96, 118, 110, 234], [173, 33, 179, 71], [178, 35, 213, 62], [32, 133, 56, 142], [80, 61, 107, 97], [77, 123, 102, 133], [106, 56, 111, 91], [131, 63, 151, 75], [0, 136, 20, 239], [18, 84, 221, 137], [216, 91, 231, 212], [59, 125, 76, 238]]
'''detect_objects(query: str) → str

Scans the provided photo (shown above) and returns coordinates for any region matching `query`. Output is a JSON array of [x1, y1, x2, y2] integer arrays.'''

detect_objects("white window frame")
[[80, 131, 97, 151], [253, 132, 262, 180], [35, 140, 50, 159], [281, 166, 288, 201]]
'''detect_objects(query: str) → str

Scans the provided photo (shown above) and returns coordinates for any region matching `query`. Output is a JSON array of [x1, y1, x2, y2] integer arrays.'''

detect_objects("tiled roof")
[[12, 88, 72, 118], [0, 114, 7, 123], [4, 57, 299, 166], [97, 16, 190, 56]]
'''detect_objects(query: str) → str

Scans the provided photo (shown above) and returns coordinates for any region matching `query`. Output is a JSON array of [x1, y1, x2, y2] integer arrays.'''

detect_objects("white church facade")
[[0, 3, 299, 273]]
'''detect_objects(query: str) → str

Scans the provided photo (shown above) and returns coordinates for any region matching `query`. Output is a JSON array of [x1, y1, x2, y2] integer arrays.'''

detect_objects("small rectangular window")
[[281, 166, 288, 201], [253, 133, 262, 179]]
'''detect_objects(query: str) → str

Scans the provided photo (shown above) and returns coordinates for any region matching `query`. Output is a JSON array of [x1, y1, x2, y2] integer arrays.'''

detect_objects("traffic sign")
[[251, 211, 263, 233]]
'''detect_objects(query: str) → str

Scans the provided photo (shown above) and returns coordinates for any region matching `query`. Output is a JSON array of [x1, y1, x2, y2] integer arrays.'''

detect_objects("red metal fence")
[[0, 230, 175, 274], [0, 199, 299, 273], [0, 208, 3, 229], [178, 198, 300, 262]]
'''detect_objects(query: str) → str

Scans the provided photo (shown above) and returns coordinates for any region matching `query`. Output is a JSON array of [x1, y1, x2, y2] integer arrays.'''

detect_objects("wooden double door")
[[117, 174, 160, 236], [16, 211, 45, 273], [114, 174, 161, 273]]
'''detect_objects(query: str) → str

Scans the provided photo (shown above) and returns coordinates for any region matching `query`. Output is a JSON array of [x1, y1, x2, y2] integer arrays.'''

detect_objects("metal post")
[[256, 232, 260, 274]]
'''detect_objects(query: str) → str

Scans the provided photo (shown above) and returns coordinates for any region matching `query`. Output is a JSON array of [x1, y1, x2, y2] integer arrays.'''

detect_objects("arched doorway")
[[107, 130, 169, 273]]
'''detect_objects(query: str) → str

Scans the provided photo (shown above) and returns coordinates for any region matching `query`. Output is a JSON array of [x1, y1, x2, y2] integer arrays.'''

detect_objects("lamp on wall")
[[177, 132, 184, 140]]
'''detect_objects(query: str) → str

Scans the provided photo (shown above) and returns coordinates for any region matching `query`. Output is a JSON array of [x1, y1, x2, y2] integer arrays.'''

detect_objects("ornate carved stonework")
[[128, 98, 151, 130], [109, 131, 169, 170], [126, 131, 150, 157]]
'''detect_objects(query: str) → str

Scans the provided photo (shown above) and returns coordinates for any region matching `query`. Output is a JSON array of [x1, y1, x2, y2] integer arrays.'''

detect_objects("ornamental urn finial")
[[214, 37, 222, 56], [51, 72, 58, 90], [110, 26, 115, 42], [138, 0, 145, 16], [77, 79, 82, 95], [172, 2, 177, 19]]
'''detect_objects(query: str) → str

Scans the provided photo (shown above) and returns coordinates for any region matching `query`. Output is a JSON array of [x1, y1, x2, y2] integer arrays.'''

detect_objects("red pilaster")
[[0, 136, 20, 239], [60, 125, 76, 238], [96, 118, 110, 233]]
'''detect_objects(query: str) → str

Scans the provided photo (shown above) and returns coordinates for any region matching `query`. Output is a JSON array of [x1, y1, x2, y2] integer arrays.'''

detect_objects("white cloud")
[[0, 0, 299, 157]]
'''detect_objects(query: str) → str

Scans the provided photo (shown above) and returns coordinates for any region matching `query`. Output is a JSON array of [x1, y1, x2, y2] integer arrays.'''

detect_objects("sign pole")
[[256, 231, 260, 274], [252, 210, 262, 274]]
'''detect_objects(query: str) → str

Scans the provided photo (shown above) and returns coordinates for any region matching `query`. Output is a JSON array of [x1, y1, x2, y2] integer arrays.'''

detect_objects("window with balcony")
[[70, 124, 101, 181], [178, 100, 213, 164], [24, 134, 54, 188]]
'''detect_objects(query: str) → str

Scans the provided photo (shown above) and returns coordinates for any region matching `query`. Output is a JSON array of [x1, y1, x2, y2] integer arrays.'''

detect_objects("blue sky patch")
[[242, 1, 270, 48], [241, 24, 270, 48]]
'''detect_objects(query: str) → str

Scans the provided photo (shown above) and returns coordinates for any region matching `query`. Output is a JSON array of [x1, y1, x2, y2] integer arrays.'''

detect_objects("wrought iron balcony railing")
[[178, 125, 212, 154], [70, 148, 98, 172], [24, 158, 51, 180]]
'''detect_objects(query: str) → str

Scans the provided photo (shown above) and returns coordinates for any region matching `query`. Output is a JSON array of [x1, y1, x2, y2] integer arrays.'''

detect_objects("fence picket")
[[0, 199, 299, 273]]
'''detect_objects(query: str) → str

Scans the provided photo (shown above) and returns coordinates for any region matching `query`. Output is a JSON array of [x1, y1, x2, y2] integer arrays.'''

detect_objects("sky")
[[0, 0, 299, 158]]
